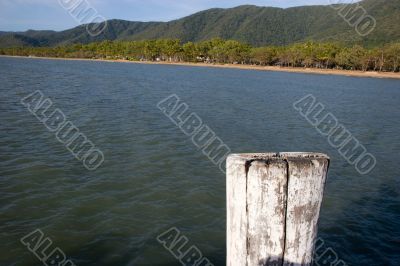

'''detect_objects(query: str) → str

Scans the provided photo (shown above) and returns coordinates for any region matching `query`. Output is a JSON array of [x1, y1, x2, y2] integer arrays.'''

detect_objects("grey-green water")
[[0, 57, 399, 265]]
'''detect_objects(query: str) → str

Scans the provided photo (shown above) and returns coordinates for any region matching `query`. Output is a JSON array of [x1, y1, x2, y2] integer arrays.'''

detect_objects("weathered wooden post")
[[227, 153, 329, 266]]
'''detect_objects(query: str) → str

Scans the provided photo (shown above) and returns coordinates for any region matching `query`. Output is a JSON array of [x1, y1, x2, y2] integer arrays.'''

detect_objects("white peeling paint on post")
[[283, 156, 329, 266], [226, 153, 330, 266], [227, 155, 248, 266], [247, 159, 288, 266]]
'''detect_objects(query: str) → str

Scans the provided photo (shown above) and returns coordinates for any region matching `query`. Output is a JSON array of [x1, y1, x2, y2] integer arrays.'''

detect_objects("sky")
[[0, 0, 358, 31]]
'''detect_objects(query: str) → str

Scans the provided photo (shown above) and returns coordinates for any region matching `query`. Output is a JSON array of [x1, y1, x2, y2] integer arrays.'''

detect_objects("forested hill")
[[1, 0, 399, 48]]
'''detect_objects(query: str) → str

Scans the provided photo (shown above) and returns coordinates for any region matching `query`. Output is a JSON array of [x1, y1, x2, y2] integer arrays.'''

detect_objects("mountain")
[[1, 0, 399, 48]]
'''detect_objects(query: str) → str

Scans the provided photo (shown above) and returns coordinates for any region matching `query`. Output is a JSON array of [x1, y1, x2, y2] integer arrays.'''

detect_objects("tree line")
[[1, 39, 399, 72]]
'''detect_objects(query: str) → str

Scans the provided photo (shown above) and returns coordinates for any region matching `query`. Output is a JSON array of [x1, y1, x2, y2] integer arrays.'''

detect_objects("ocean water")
[[0, 57, 399, 266]]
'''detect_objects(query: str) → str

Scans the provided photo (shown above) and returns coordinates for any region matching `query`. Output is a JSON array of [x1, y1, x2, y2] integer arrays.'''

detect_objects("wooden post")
[[227, 153, 329, 266]]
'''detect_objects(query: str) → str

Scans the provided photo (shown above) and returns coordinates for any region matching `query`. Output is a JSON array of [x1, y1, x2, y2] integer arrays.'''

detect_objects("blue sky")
[[0, 0, 357, 31]]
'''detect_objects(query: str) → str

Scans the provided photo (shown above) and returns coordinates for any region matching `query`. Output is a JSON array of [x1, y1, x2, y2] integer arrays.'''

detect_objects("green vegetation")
[[0, 0, 399, 48], [2, 39, 400, 72]]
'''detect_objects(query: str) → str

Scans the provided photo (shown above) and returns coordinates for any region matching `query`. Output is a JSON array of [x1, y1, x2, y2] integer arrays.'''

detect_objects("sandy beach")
[[2, 55, 400, 80]]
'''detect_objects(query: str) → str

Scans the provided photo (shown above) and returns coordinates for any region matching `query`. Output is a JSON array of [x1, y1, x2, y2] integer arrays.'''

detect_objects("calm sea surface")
[[0, 57, 399, 265]]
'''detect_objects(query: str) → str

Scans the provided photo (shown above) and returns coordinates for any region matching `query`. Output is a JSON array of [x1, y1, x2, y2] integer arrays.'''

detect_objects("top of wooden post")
[[228, 152, 329, 164], [226, 152, 330, 266]]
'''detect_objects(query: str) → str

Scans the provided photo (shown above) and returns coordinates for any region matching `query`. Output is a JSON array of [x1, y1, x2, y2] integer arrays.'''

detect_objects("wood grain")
[[226, 153, 329, 266]]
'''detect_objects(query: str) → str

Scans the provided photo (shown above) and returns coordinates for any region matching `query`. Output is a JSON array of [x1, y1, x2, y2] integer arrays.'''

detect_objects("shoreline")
[[2, 55, 400, 80]]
